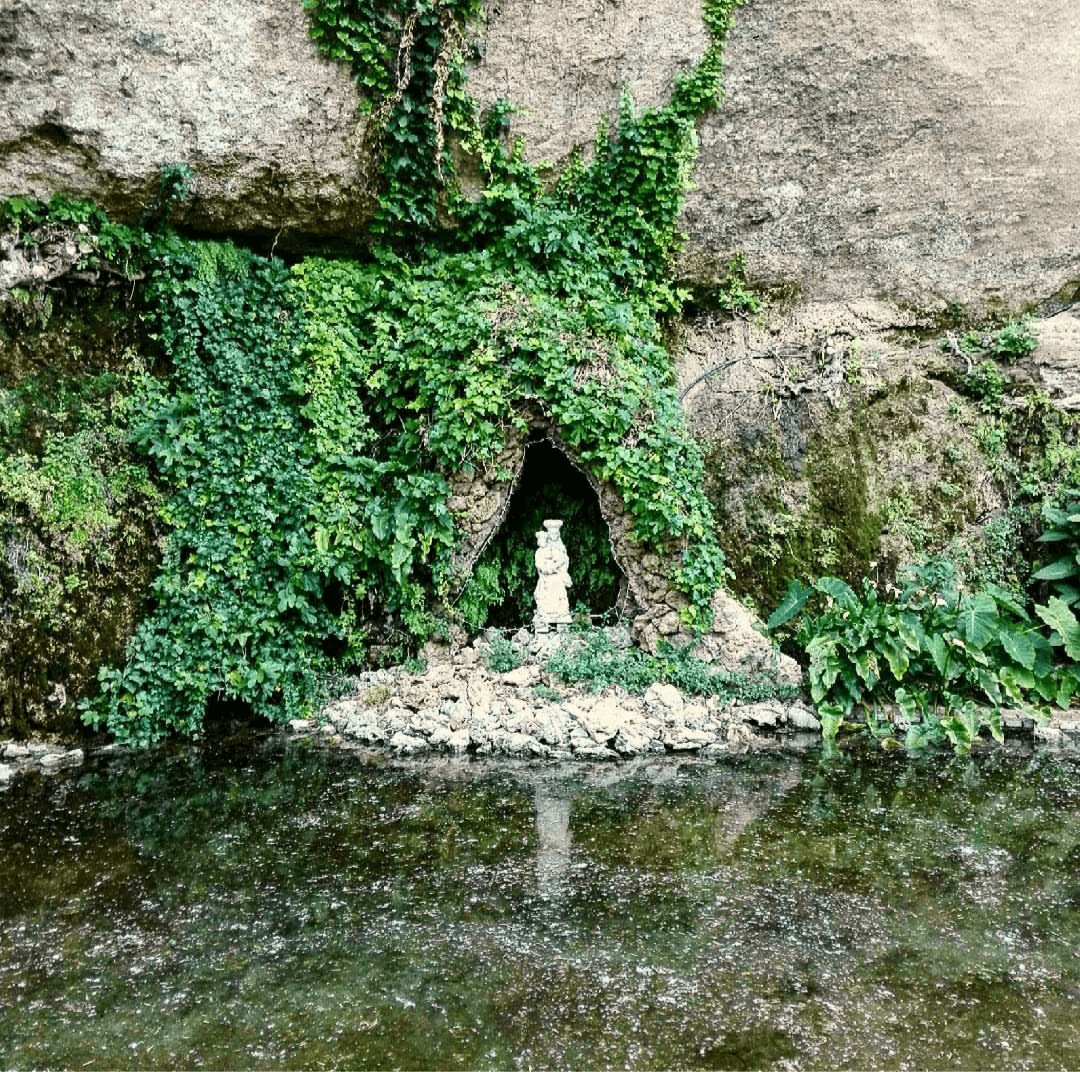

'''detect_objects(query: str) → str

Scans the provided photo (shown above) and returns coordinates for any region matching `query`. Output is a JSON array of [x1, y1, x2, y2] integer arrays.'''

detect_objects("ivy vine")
[[36, 0, 750, 743]]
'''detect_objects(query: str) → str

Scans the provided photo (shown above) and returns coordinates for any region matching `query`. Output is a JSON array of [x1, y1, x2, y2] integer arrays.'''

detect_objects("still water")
[[1, 732, 1078, 1070]]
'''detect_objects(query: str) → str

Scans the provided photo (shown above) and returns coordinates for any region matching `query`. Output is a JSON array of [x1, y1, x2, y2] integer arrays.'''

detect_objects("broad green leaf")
[[1039, 504, 1072, 527], [1035, 597, 1080, 661], [854, 649, 880, 689], [1000, 627, 1036, 670], [942, 715, 972, 753], [925, 632, 950, 678], [896, 611, 926, 653], [767, 579, 811, 631], [881, 635, 910, 680], [1033, 558, 1079, 581], [1056, 672, 1078, 709], [984, 582, 1028, 621], [999, 664, 1035, 696], [813, 575, 858, 611], [818, 706, 844, 743], [905, 722, 939, 751], [957, 591, 999, 649], [973, 667, 1002, 706]]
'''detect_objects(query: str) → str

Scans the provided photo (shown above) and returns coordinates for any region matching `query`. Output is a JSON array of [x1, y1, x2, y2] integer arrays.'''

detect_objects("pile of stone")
[[0, 741, 86, 785], [305, 631, 820, 760], [1034, 714, 1080, 750]]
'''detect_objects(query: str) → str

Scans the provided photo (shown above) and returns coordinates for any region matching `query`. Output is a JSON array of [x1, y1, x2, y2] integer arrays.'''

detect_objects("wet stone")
[[389, 732, 429, 755], [612, 724, 659, 756], [661, 725, 712, 752], [787, 706, 822, 732], [39, 749, 84, 770]]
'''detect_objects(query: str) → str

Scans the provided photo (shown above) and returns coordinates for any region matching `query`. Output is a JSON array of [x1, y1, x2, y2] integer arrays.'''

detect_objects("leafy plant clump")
[[545, 626, 798, 704], [483, 635, 523, 674], [768, 559, 1079, 754], [947, 316, 1039, 364], [1032, 493, 1080, 607], [1, 0, 752, 744]]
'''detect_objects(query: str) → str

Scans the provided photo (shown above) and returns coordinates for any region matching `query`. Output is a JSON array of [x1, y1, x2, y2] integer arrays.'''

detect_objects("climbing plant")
[[1, 0, 753, 742]]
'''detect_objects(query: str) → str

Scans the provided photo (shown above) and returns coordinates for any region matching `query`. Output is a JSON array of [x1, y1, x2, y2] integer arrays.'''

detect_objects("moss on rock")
[[0, 284, 161, 737]]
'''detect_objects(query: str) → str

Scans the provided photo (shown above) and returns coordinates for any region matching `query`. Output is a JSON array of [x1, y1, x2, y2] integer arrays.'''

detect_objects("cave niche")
[[463, 438, 628, 630]]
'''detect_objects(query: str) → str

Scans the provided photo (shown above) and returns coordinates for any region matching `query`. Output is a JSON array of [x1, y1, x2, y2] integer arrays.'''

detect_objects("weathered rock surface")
[[683, 0, 1080, 309], [0, 741, 87, 783], [3, 0, 1075, 304], [1031, 307, 1080, 410], [0, 0, 373, 246], [673, 297, 1080, 611], [468, 0, 707, 165]]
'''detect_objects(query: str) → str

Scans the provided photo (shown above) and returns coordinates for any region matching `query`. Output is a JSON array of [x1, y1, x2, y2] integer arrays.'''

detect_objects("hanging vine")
[[0, 0, 751, 743]]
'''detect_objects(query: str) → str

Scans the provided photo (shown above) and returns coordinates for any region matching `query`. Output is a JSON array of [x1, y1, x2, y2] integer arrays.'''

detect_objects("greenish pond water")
[[1, 733, 1078, 1070]]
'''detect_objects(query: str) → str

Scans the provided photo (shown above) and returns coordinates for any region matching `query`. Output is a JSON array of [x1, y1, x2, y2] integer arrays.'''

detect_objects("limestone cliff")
[[4, 0, 1076, 304], [0, 0, 374, 245]]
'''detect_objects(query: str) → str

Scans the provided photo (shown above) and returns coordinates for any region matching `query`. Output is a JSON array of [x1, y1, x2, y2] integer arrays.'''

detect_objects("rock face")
[[3, 0, 1078, 737], [467, 0, 708, 164], [473, 0, 1079, 309], [684, 0, 1080, 309], [4, 0, 1075, 304], [0, 0, 374, 246]]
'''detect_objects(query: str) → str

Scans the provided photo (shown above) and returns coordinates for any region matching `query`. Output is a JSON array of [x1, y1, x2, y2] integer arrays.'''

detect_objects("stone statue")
[[534, 519, 572, 629]]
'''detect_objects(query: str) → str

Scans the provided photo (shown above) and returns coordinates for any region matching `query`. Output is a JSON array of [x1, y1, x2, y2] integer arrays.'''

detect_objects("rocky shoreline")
[[301, 629, 1080, 762], [309, 630, 820, 762], [4, 630, 1080, 787]]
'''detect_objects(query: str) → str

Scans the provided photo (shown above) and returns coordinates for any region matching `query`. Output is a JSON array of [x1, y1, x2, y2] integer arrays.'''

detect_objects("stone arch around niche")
[[447, 420, 694, 648], [469, 437, 629, 628]]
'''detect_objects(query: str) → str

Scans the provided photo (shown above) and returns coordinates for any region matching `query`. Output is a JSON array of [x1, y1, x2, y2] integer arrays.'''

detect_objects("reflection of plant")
[[768, 559, 1078, 754]]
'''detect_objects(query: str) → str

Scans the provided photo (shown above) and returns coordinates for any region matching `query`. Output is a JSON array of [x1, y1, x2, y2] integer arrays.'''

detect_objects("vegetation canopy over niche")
[[8, 0, 748, 744]]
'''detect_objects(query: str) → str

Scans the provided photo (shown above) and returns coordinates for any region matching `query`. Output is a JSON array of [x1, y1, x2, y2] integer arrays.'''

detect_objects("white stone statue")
[[534, 519, 572, 629]]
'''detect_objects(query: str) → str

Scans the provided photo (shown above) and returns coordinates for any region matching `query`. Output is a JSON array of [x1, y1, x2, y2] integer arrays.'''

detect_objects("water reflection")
[[535, 788, 572, 897], [0, 736, 1078, 1070]]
